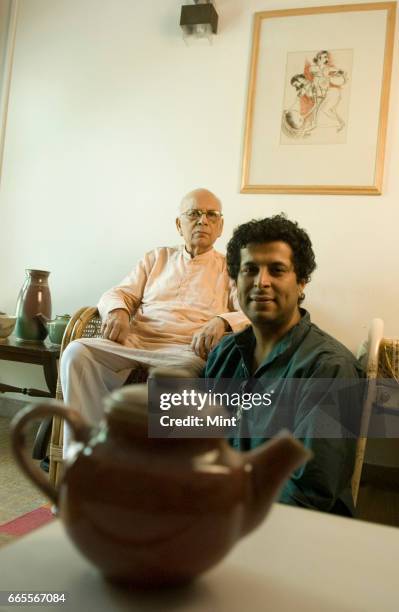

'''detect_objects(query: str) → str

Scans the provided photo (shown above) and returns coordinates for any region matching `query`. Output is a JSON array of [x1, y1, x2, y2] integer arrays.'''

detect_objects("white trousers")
[[60, 338, 205, 456]]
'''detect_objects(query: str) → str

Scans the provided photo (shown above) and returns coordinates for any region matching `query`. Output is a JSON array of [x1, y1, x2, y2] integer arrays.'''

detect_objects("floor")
[[0, 415, 47, 547]]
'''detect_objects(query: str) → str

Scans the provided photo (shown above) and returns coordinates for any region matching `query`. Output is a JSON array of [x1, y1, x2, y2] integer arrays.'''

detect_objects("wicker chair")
[[351, 319, 399, 505], [49, 306, 147, 487]]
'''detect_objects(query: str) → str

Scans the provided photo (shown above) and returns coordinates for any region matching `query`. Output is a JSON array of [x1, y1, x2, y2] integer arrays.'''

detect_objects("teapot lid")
[[104, 384, 148, 426]]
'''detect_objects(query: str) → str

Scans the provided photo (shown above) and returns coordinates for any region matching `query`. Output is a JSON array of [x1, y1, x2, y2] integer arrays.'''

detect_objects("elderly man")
[[204, 214, 364, 515], [61, 188, 247, 446]]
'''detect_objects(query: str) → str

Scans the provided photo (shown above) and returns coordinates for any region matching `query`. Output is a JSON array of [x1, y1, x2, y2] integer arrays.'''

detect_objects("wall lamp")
[[180, 0, 218, 44]]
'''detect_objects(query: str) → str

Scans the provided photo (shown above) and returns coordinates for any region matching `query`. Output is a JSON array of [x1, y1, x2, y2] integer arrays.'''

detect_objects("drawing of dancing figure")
[[283, 73, 317, 137], [282, 49, 348, 139], [310, 50, 347, 131]]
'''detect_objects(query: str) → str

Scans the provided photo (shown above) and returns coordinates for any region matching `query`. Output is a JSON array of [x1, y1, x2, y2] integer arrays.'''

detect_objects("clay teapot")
[[11, 384, 309, 587], [36, 313, 71, 345]]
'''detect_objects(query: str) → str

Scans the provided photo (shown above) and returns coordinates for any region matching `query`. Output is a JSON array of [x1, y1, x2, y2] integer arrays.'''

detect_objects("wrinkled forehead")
[[179, 192, 222, 214]]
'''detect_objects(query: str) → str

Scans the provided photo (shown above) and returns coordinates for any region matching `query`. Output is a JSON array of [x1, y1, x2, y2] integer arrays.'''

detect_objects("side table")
[[0, 336, 60, 459]]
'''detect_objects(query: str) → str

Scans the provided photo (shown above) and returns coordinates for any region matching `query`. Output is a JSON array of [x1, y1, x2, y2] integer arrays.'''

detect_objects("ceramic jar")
[[15, 269, 52, 342]]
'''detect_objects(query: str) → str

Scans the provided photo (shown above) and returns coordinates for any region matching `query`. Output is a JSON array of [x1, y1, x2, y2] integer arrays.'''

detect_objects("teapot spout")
[[35, 313, 49, 335], [242, 432, 311, 536]]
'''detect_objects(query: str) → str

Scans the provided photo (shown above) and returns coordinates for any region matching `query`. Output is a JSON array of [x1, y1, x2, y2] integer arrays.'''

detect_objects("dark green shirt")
[[204, 310, 365, 515]]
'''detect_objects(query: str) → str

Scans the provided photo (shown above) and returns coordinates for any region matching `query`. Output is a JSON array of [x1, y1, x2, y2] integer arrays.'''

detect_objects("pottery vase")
[[15, 269, 52, 342]]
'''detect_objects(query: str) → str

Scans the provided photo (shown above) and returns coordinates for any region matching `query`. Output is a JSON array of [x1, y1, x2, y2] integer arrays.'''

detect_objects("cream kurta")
[[61, 246, 248, 443], [97, 245, 248, 349]]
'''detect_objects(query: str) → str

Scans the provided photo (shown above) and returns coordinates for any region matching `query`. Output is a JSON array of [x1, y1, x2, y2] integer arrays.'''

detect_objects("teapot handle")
[[10, 402, 91, 505]]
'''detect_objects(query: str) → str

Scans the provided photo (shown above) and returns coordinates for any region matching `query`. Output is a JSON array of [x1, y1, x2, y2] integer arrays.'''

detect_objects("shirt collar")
[[181, 245, 216, 261], [235, 309, 312, 373]]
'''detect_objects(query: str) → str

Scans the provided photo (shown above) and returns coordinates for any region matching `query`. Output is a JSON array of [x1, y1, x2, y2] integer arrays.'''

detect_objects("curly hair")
[[226, 214, 316, 284]]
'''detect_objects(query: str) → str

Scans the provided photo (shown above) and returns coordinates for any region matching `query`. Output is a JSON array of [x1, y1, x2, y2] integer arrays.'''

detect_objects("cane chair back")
[[351, 318, 395, 505]]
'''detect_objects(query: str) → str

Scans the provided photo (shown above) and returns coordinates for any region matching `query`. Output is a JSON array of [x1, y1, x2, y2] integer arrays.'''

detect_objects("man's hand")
[[101, 309, 130, 344], [191, 317, 229, 360]]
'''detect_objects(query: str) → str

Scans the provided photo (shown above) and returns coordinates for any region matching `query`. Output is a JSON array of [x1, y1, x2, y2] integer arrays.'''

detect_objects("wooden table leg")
[[32, 416, 53, 460], [43, 354, 58, 397], [33, 354, 59, 460]]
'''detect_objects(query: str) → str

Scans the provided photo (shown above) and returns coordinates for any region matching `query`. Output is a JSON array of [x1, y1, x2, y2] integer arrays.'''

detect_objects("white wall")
[[0, 1, 12, 77], [0, 0, 398, 390]]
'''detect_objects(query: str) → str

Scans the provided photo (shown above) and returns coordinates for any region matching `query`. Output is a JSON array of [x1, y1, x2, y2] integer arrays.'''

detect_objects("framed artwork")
[[241, 2, 397, 195], [0, 0, 19, 183]]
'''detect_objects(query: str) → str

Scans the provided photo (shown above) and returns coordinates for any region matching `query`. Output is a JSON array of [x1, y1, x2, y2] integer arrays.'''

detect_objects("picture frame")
[[0, 0, 19, 183], [241, 2, 397, 195]]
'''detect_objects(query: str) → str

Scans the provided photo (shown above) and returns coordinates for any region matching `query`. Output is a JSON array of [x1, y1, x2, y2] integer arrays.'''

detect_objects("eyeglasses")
[[182, 209, 223, 222]]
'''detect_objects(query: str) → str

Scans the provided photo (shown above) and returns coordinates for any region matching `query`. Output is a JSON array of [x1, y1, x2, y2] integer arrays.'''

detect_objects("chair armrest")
[[55, 306, 101, 401]]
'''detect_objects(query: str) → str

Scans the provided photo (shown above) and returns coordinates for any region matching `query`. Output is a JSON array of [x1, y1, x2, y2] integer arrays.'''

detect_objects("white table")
[[0, 504, 398, 612]]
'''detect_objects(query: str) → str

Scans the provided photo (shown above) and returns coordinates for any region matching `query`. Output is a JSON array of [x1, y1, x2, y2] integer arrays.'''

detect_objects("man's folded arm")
[[278, 358, 364, 513], [278, 437, 356, 513]]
